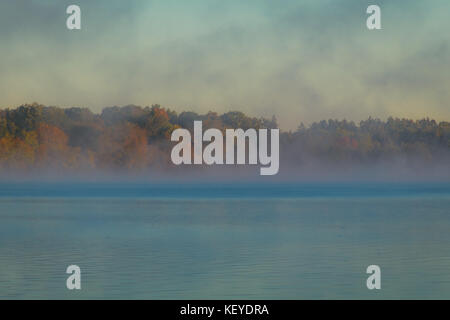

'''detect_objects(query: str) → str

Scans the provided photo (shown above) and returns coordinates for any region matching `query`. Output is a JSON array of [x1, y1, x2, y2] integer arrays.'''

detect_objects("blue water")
[[0, 182, 449, 299]]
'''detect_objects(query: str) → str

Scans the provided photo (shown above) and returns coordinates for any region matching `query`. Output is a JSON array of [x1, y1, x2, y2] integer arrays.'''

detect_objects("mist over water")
[[1, 159, 449, 184]]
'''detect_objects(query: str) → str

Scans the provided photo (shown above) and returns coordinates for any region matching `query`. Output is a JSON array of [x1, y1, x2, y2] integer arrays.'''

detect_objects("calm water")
[[0, 182, 450, 299]]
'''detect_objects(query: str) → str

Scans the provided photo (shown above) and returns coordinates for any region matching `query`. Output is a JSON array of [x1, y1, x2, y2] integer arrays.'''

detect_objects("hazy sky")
[[0, 0, 449, 129]]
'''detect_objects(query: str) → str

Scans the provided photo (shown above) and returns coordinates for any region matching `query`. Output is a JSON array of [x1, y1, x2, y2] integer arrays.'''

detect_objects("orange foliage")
[[97, 123, 148, 169], [35, 123, 81, 168]]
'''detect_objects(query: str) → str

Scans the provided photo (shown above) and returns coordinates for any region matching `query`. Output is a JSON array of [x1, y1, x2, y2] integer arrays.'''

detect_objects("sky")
[[0, 0, 449, 129]]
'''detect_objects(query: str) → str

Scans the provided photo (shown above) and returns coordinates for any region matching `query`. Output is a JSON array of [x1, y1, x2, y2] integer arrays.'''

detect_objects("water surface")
[[0, 182, 449, 299]]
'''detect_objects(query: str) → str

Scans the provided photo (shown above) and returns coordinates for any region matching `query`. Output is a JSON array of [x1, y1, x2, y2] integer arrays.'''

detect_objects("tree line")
[[0, 103, 449, 173]]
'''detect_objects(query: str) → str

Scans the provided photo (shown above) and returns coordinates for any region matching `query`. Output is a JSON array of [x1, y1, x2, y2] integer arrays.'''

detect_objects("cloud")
[[0, 0, 449, 129]]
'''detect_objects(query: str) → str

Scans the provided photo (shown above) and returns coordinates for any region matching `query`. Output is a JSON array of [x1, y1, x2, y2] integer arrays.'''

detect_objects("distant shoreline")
[[0, 103, 449, 178]]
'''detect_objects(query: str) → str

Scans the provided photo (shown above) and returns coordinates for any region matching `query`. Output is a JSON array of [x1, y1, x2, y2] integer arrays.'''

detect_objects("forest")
[[0, 103, 449, 177]]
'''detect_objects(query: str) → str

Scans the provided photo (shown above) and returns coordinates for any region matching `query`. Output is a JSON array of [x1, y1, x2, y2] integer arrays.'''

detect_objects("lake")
[[0, 182, 449, 299]]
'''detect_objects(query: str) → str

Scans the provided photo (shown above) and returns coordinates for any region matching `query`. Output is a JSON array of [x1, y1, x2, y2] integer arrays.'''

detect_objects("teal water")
[[0, 182, 450, 299]]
